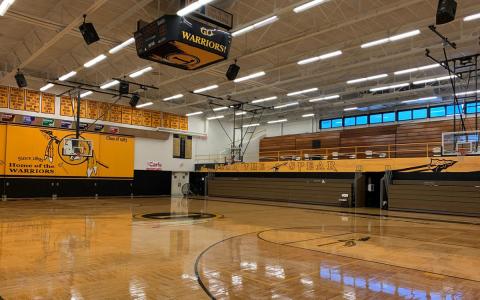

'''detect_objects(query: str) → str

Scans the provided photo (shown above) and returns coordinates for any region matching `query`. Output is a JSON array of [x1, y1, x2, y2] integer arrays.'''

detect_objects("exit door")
[[171, 172, 189, 196]]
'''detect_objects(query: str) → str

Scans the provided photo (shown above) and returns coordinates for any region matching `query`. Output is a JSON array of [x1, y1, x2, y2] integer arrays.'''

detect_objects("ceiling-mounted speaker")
[[119, 81, 129, 94], [436, 0, 457, 25], [129, 94, 140, 108], [226, 63, 240, 81], [79, 14, 100, 45], [15, 70, 27, 88]]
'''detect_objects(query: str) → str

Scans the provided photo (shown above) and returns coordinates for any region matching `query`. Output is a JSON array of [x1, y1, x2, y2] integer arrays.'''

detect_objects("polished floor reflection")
[[0, 197, 479, 299]]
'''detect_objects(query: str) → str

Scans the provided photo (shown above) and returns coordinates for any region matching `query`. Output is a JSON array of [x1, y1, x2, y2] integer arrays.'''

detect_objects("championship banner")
[[201, 157, 480, 173], [134, 15, 232, 70], [3, 124, 134, 178]]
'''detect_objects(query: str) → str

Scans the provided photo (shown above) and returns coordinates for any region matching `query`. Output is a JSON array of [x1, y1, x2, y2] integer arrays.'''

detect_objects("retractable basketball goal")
[[442, 130, 480, 156]]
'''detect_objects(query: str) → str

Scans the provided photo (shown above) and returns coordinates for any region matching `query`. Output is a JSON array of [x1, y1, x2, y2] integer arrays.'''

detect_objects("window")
[[344, 117, 356, 127], [413, 108, 427, 119], [430, 106, 446, 118], [356, 115, 368, 125], [446, 104, 464, 116], [383, 112, 396, 122], [321, 120, 332, 129], [398, 110, 412, 121], [466, 102, 479, 114], [332, 118, 343, 128], [370, 114, 382, 124]]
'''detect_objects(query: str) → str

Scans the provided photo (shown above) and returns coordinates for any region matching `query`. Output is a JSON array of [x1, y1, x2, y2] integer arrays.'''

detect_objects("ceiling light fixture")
[[186, 111, 203, 117], [401, 96, 439, 104], [370, 82, 410, 92], [287, 88, 318, 96], [344, 107, 358, 111], [464, 13, 480, 22], [109, 37, 135, 54], [268, 119, 288, 124], [40, 83, 54, 92], [361, 29, 420, 48], [413, 75, 456, 85], [274, 102, 299, 109], [163, 94, 184, 101], [129, 66, 153, 78], [232, 16, 279, 37], [236, 111, 247, 116], [177, 0, 214, 17], [394, 64, 440, 75], [193, 85, 219, 93], [213, 106, 228, 112], [302, 113, 315, 117], [79, 91, 93, 98], [251, 96, 277, 104], [347, 74, 388, 84], [83, 54, 107, 68], [207, 115, 224, 120], [243, 123, 260, 128], [234, 71, 266, 83], [0, 0, 15, 16], [100, 80, 120, 89], [59, 71, 77, 81], [136, 102, 153, 109], [456, 90, 480, 97], [298, 50, 342, 65], [309, 95, 340, 102], [293, 0, 328, 13]]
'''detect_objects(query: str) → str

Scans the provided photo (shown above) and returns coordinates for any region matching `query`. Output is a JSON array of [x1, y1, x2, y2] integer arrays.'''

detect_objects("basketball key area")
[[1, 0, 480, 299]]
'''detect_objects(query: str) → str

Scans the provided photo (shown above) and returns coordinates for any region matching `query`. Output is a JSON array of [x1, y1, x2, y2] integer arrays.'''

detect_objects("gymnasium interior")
[[0, 0, 479, 299]]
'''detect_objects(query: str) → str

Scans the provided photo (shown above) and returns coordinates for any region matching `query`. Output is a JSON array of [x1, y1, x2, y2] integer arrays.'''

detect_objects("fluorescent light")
[[100, 80, 120, 89], [287, 88, 318, 96], [413, 75, 456, 85], [163, 94, 184, 101], [402, 96, 439, 104], [109, 37, 135, 54], [186, 111, 203, 116], [298, 50, 342, 65], [293, 0, 328, 13], [370, 83, 409, 92], [234, 71, 266, 83], [236, 111, 247, 116], [347, 74, 388, 84], [0, 0, 15, 16], [232, 16, 279, 37], [129, 66, 153, 78], [309, 95, 340, 102], [302, 113, 315, 117], [394, 64, 440, 75], [213, 106, 228, 112], [251, 96, 277, 103], [268, 119, 287, 124], [464, 13, 480, 22], [456, 90, 480, 97], [193, 85, 218, 93], [136, 102, 153, 108], [84, 54, 107, 68], [274, 102, 299, 109], [40, 83, 54, 92], [177, 0, 214, 17], [243, 123, 260, 128], [207, 115, 224, 120], [344, 107, 358, 111], [79, 91, 93, 98], [361, 30, 420, 48], [59, 71, 77, 81]]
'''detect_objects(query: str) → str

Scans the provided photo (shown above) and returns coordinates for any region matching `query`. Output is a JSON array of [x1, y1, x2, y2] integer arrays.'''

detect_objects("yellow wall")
[[2, 124, 134, 178], [0, 124, 6, 175]]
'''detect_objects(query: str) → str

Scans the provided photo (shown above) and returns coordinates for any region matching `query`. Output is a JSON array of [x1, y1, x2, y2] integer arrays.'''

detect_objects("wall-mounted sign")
[[94, 124, 104, 132], [23, 116, 35, 125], [109, 126, 119, 134], [134, 15, 232, 70], [42, 118, 55, 127], [146, 161, 163, 171], [60, 120, 72, 129]]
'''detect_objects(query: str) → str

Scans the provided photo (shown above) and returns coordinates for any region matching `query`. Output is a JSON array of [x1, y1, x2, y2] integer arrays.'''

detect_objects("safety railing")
[[258, 142, 443, 162]]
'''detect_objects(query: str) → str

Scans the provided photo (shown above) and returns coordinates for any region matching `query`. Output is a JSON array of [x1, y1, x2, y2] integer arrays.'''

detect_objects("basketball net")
[[457, 148, 467, 162]]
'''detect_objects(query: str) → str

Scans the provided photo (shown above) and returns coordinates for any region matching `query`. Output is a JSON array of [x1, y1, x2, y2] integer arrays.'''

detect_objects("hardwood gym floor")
[[0, 197, 479, 299]]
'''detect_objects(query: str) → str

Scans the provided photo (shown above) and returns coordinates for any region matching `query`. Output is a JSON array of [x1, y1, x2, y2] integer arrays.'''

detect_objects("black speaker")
[[119, 81, 129, 94], [129, 94, 140, 108], [15, 71, 27, 88], [79, 22, 100, 45], [436, 0, 457, 25], [312, 140, 321, 149], [226, 63, 240, 81]]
